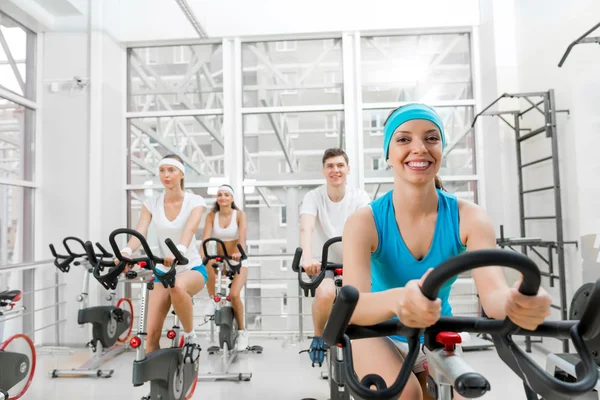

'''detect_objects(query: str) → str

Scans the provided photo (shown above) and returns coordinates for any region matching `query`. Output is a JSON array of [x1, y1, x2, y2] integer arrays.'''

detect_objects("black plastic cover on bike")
[[322, 249, 600, 400], [201, 237, 247, 275], [84, 241, 125, 291], [292, 236, 342, 297]]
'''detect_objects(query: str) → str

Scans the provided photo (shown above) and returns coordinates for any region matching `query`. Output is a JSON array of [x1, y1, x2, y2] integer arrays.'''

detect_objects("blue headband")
[[383, 104, 446, 160]]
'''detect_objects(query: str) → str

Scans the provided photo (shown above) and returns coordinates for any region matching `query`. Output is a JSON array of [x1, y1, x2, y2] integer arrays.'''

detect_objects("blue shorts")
[[153, 265, 208, 283]]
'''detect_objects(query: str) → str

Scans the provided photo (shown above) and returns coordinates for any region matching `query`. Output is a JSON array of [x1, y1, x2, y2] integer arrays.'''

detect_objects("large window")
[[126, 29, 479, 334], [0, 12, 36, 266]]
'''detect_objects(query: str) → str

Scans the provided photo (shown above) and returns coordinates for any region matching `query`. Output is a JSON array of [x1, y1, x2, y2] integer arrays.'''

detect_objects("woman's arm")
[[123, 205, 153, 253], [460, 201, 511, 320], [199, 212, 215, 258], [342, 207, 403, 325], [179, 205, 206, 250]]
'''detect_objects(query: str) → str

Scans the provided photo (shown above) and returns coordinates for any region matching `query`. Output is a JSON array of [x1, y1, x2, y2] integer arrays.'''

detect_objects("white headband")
[[158, 158, 185, 175], [218, 185, 234, 195]]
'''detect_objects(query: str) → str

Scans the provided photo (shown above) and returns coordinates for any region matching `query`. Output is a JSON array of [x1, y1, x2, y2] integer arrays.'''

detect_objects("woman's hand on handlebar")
[[505, 277, 552, 331], [303, 259, 321, 276], [231, 252, 242, 262], [395, 268, 442, 328], [163, 255, 175, 267]]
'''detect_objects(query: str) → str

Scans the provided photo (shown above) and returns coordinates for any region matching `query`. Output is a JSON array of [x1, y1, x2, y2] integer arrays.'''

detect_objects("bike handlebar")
[[292, 236, 343, 297], [201, 237, 247, 275], [50, 236, 112, 273], [109, 228, 189, 288], [322, 249, 600, 400]]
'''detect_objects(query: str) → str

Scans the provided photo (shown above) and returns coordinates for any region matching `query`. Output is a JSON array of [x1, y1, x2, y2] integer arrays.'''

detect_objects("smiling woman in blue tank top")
[[341, 104, 553, 400]]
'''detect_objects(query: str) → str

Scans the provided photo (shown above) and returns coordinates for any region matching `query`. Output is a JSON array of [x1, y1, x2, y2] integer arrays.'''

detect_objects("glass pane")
[[0, 185, 27, 265], [242, 38, 343, 108], [244, 111, 344, 180], [0, 13, 34, 99], [128, 115, 224, 185], [0, 98, 35, 181], [243, 185, 319, 332], [362, 106, 474, 179], [128, 44, 223, 112], [365, 180, 478, 203], [361, 33, 472, 103]]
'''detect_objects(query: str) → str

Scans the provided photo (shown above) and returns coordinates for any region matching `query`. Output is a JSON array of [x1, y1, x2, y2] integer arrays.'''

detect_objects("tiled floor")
[[12, 335, 595, 400]]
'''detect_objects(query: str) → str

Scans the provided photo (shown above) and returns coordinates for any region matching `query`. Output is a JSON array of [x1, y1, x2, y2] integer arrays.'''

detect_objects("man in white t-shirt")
[[299, 148, 371, 366]]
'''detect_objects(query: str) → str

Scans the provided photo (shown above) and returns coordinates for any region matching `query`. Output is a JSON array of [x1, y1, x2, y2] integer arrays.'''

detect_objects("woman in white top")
[[201, 185, 250, 351], [118, 155, 207, 355]]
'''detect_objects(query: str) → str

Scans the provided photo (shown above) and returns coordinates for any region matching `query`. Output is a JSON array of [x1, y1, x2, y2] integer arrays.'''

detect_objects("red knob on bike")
[[334, 268, 343, 276], [214, 295, 221, 302], [130, 336, 142, 348], [436, 331, 462, 351], [13, 292, 21, 302], [167, 330, 176, 340], [216, 257, 222, 262], [226, 295, 231, 301]]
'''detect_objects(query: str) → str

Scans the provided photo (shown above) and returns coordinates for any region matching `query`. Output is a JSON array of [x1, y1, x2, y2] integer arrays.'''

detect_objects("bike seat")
[[0, 290, 21, 302]]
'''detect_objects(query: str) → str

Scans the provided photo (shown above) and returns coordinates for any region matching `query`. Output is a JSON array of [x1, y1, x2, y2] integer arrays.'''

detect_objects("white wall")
[[480, 0, 600, 338]]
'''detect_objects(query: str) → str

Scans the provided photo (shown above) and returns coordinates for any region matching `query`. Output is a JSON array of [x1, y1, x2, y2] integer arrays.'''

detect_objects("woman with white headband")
[[340, 104, 553, 399], [117, 154, 207, 359], [200, 184, 250, 351]]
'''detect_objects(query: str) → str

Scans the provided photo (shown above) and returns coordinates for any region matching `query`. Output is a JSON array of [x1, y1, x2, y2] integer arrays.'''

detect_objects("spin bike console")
[[292, 236, 343, 297], [323, 249, 600, 400]]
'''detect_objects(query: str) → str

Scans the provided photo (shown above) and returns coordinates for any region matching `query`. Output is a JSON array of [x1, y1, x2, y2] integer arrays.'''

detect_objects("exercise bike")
[[197, 237, 261, 382], [48, 236, 133, 378], [0, 289, 36, 400], [107, 228, 199, 400], [323, 249, 600, 400], [292, 236, 347, 400]]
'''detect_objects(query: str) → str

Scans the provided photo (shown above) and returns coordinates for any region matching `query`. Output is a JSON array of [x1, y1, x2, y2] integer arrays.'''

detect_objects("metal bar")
[[520, 98, 544, 118], [523, 216, 556, 220], [548, 89, 569, 353], [548, 246, 555, 288], [20, 283, 66, 296], [505, 91, 549, 98], [480, 110, 521, 116], [527, 246, 549, 265], [0, 302, 67, 324], [497, 115, 515, 130], [0, 178, 38, 188], [24, 319, 66, 336], [0, 29, 25, 93], [260, 99, 295, 172], [55, 270, 60, 346], [173, 0, 208, 38], [0, 86, 38, 109], [0, 259, 53, 272], [125, 108, 223, 118], [521, 156, 552, 168], [241, 104, 344, 114], [518, 125, 546, 141], [471, 93, 510, 127], [558, 22, 600, 67], [521, 185, 554, 195]]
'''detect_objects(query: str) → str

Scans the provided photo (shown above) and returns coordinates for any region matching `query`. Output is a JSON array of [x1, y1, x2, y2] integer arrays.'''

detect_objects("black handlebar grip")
[[322, 285, 359, 346], [577, 279, 600, 340], [95, 242, 113, 258], [321, 236, 342, 269], [84, 241, 99, 266], [63, 236, 87, 257], [109, 228, 156, 262], [236, 243, 247, 260], [49, 243, 58, 258], [291, 247, 302, 273], [165, 238, 189, 265], [420, 249, 541, 300]]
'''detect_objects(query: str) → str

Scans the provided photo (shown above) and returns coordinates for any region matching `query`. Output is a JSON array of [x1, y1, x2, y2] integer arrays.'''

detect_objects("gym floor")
[[24, 336, 553, 400]]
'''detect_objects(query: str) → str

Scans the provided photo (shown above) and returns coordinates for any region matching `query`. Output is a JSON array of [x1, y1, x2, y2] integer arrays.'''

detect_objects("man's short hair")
[[322, 148, 349, 166]]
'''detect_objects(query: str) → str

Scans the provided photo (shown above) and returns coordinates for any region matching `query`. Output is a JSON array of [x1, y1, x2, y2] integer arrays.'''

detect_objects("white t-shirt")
[[143, 191, 206, 273], [299, 185, 371, 263]]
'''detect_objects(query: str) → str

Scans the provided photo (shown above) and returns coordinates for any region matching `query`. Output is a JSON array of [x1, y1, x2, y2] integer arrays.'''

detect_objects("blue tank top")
[[370, 189, 466, 343]]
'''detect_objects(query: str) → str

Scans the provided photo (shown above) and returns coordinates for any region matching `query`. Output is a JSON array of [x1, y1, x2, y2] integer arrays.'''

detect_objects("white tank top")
[[213, 210, 239, 241]]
